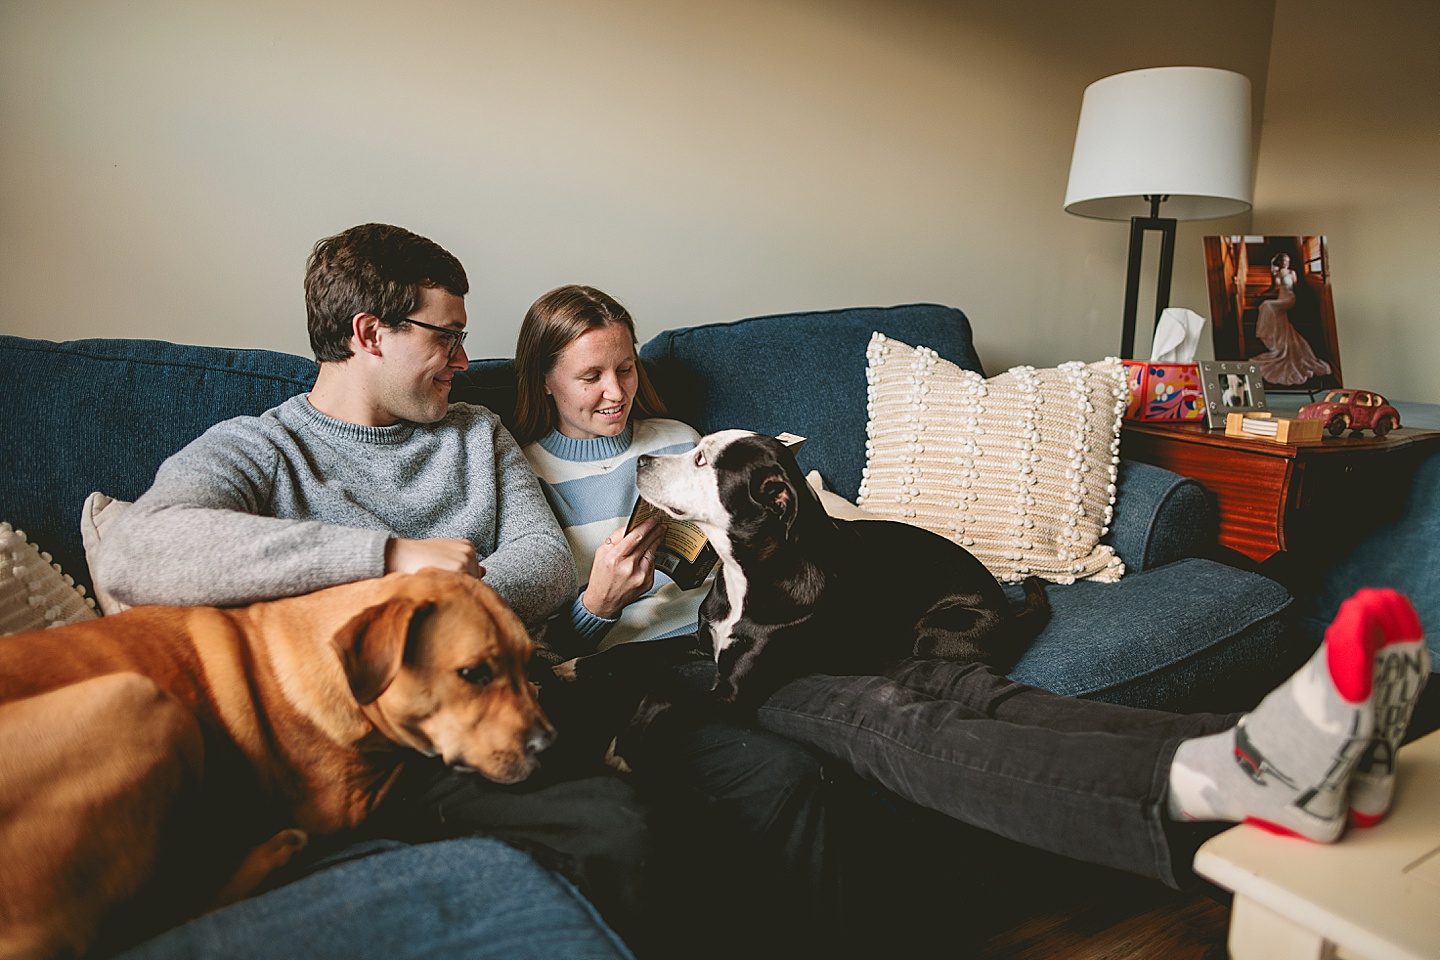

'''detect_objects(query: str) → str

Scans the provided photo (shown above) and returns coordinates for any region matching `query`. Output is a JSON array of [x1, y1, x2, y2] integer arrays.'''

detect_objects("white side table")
[[1194, 728, 1440, 960]]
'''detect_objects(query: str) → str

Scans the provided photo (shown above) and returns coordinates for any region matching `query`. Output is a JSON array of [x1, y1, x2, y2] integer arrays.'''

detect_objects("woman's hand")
[[582, 518, 668, 620]]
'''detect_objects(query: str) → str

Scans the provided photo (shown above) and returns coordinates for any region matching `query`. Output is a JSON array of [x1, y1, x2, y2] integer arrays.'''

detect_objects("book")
[[626, 432, 806, 590]]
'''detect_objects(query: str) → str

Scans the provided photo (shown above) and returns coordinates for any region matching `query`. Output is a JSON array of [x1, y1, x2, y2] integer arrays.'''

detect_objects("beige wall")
[[1251, 0, 1440, 402], [16, 0, 1426, 396]]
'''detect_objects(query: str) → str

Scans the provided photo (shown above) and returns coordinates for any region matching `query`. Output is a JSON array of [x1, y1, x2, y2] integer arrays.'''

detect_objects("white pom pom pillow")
[[1, 522, 98, 635], [857, 333, 1128, 584]]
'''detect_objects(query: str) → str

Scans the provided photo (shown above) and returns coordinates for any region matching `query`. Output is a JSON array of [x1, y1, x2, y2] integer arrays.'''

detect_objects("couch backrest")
[[640, 303, 982, 502], [0, 336, 318, 593], [450, 358, 519, 421], [0, 304, 979, 593]]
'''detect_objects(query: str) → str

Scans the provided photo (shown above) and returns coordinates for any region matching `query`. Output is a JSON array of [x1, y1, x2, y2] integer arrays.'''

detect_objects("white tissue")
[[1149, 308, 1207, 363]]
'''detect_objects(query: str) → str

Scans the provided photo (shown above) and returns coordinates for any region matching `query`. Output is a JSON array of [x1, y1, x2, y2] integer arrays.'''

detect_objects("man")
[[98, 223, 572, 620], [94, 222, 658, 939]]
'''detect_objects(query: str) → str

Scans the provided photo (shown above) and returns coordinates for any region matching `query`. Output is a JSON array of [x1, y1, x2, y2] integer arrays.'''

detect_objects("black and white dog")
[[630, 429, 1051, 711]]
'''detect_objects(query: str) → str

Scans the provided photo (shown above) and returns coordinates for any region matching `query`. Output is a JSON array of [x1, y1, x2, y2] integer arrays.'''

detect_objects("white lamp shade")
[[1064, 66, 1253, 221]]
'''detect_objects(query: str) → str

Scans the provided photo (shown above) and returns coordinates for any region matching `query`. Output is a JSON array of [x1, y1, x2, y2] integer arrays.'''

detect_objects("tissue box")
[[1122, 361, 1205, 422]]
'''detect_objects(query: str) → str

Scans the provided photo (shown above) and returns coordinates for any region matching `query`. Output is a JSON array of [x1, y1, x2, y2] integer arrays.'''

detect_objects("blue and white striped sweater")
[[524, 418, 708, 652]]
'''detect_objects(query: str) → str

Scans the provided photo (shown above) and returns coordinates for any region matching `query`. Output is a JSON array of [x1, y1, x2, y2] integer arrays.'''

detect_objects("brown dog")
[[0, 569, 553, 960]]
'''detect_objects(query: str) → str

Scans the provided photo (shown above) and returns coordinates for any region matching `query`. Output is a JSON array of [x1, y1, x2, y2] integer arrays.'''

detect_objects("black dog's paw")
[[910, 577, 1050, 669], [536, 637, 708, 775], [1014, 576, 1052, 633], [608, 686, 727, 766], [910, 592, 1000, 662], [561, 636, 706, 684], [608, 692, 678, 771]]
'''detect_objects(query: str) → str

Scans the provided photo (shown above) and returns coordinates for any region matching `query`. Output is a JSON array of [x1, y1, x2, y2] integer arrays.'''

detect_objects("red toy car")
[[1297, 389, 1402, 437]]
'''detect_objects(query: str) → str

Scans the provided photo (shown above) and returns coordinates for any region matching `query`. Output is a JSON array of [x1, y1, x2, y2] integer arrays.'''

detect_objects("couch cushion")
[[639, 304, 983, 503], [0, 336, 317, 595], [857, 335, 1128, 584], [110, 837, 634, 960], [1007, 558, 1299, 713]]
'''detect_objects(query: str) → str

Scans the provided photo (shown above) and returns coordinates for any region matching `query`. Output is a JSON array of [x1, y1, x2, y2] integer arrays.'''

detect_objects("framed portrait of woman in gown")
[[1203, 235, 1342, 393]]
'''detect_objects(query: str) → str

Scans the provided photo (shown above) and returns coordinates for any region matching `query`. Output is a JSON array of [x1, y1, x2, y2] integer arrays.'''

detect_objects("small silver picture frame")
[[1200, 360, 1268, 429]]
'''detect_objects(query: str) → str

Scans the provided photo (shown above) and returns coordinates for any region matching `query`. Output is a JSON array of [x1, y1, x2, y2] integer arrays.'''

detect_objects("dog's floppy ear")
[[333, 596, 434, 705], [753, 468, 798, 535]]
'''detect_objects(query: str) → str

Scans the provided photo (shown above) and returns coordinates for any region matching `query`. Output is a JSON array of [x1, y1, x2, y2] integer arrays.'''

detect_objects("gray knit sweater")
[[95, 395, 575, 624]]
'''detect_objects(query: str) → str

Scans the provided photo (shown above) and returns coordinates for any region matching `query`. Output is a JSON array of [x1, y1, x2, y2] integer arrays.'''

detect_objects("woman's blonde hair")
[[512, 285, 667, 445]]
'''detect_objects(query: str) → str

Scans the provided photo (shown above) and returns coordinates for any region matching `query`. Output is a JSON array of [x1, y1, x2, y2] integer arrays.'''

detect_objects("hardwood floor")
[[972, 870, 1230, 960], [841, 802, 1234, 959]]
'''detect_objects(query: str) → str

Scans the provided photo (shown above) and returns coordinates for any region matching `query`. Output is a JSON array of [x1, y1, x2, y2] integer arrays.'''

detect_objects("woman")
[[512, 285, 852, 959], [1251, 252, 1332, 386], [513, 286, 704, 655]]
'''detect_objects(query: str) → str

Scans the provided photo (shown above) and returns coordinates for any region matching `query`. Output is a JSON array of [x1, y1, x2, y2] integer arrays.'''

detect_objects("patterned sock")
[[1348, 591, 1429, 827], [1165, 589, 1408, 842]]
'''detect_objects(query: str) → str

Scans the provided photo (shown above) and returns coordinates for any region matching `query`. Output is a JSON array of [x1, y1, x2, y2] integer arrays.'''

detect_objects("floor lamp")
[[1064, 67, 1254, 360]]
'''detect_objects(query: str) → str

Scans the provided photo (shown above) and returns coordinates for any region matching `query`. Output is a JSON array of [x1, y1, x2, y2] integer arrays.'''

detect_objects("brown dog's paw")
[[211, 829, 309, 908]]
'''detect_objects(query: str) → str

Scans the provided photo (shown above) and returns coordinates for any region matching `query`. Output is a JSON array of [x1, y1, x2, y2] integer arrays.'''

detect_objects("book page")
[[627, 498, 709, 562], [657, 520, 710, 562]]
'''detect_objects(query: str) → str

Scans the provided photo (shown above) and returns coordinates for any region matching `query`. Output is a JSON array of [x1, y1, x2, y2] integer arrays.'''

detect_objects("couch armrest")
[[1104, 460, 1213, 573]]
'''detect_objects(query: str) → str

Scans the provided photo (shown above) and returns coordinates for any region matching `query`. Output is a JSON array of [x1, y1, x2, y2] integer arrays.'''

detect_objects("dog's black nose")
[[636, 455, 653, 470], [529, 723, 555, 755]]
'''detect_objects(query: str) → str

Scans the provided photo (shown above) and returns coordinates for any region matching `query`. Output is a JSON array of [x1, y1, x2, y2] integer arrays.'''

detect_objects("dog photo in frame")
[[1200, 360, 1268, 429]]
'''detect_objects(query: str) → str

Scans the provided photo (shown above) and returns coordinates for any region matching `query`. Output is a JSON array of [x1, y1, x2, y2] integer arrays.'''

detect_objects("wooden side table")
[[1194, 729, 1440, 960], [1120, 421, 1440, 563]]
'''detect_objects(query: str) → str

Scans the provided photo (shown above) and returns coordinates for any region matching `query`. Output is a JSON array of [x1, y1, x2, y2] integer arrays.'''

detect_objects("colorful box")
[[1122, 361, 1206, 422]]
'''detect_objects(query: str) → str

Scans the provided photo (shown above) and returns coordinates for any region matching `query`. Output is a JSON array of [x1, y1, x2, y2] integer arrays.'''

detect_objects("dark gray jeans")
[[755, 658, 1242, 888]]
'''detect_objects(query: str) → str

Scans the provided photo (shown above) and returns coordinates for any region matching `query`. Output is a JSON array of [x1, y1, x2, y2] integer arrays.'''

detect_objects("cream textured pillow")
[[80, 492, 134, 616], [857, 333, 1128, 584], [0, 522, 98, 635]]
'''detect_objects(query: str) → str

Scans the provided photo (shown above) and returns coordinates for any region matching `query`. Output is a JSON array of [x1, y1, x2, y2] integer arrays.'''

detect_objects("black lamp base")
[[1120, 195, 1177, 360]]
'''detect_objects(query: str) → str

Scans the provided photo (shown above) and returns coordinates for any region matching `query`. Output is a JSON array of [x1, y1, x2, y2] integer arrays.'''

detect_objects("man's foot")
[[1348, 593, 1428, 826], [1166, 589, 1419, 841]]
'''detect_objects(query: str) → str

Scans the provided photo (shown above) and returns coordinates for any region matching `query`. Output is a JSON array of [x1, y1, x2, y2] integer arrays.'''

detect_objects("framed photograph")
[[1203, 235, 1342, 394], [1200, 360, 1269, 429]]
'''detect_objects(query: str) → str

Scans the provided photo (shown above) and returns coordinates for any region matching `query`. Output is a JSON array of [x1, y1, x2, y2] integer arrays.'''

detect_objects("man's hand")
[[385, 537, 484, 579], [581, 519, 667, 620]]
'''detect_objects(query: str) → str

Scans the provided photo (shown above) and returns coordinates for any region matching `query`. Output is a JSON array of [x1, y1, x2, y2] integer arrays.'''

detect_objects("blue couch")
[[1290, 421, 1440, 736], [1, 303, 1319, 956]]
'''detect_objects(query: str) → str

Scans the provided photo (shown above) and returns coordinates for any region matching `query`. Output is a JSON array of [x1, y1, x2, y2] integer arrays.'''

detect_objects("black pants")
[[366, 664, 854, 959], [757, 659, 1243, 889]]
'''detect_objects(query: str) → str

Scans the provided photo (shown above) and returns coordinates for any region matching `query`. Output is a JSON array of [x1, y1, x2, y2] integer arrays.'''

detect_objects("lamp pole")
[[1120, 194, 1177, 360]]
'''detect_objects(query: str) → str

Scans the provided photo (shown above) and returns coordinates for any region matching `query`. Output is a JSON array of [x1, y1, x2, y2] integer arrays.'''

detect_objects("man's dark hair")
[[304, 223, 469, 362]]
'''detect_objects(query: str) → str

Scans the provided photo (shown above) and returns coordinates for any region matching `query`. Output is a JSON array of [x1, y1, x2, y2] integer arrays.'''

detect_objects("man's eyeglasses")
[[401, 318, 467, 360]]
